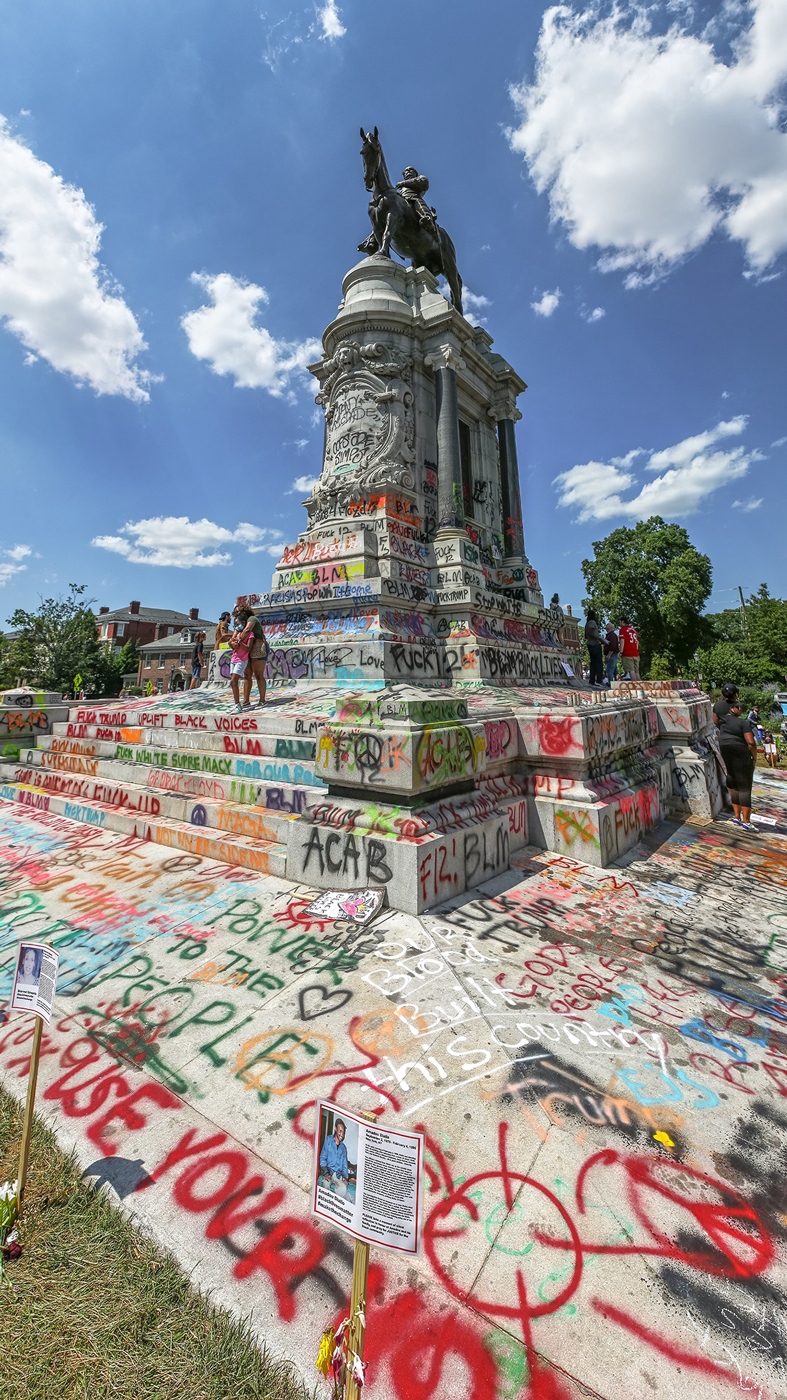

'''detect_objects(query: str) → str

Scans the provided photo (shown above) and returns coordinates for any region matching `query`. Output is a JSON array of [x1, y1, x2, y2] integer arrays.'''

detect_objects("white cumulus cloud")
[[462, 288, 492, 326], [318, 0, 346, 40], [532, 288, 561, 316], [555, 415, 762, 521], [287, 474, 320, 495], [4, 543, 31, 563], [508, 0, 787, 282], [0, 542, 31, 586], [0, 117, 152, 401], [437, 282, 491, 325], [92, 516, 283, 568], [182, 273, 320, 399], [733, 495, 763, 511], [582, 305, 605, 323]]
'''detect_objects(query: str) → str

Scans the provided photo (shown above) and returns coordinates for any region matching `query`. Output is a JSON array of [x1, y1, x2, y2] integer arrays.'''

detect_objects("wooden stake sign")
[[311, 1103, 424, 1397], [345, 1159, 371, 1400], [9, 942, 59, 1212]]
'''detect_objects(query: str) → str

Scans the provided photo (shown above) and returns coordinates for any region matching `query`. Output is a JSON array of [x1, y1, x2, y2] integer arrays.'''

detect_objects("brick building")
[[136, 624, 218, 692], [97, 601, 215, 651]]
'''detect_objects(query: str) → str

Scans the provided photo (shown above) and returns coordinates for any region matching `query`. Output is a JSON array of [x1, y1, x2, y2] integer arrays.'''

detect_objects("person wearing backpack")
[[603, 623, 619, 686]]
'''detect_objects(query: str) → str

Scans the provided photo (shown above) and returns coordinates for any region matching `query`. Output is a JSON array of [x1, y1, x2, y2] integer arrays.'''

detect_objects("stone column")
[[496, 406, 525, 562], [425, 344, 466, 533]]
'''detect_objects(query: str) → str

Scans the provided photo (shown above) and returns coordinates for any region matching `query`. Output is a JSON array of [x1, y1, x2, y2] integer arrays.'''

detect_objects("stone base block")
[[530, 780, 660, 867], [661, 744, 725, 819], [285, 810, 510, 914]]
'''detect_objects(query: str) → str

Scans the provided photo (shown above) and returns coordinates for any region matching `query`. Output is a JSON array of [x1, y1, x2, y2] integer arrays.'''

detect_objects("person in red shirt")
[[618, 618, 640, 681]]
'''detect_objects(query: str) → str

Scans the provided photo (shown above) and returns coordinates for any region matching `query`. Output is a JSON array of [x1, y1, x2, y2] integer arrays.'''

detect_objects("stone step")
[[0, 779, 287, 876], [10, 762, 192, 822], [65, 701, 328, 738], [10, 759, 316, 826], [21, 743, 325, 793], [52, 718, 323, 760], [39, 727, 318, 762]]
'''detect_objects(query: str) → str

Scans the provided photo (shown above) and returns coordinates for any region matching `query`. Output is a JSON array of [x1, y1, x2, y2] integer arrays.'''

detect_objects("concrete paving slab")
[[2, 779, 787, 1400]]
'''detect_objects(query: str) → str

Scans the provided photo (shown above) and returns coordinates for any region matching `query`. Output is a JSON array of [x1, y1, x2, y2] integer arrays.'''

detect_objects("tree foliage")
[[581, 517, 713, 671], [698, 584, 787, 704], [3, 584, 137, 697]]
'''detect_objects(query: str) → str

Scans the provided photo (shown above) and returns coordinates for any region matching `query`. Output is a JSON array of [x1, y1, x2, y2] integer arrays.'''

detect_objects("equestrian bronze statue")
[[358, 127, 463, 316]]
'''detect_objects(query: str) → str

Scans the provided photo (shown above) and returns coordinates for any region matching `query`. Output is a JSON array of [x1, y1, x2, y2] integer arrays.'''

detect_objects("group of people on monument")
[[583, 615, 639, 687]]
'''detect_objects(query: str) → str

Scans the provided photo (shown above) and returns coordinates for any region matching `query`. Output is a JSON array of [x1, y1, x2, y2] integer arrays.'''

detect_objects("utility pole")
[[738, 585, 747, 634]]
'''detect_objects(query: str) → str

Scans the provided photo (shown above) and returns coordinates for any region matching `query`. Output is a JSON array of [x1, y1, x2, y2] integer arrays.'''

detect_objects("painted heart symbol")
[[298, 984, 353, 1021]]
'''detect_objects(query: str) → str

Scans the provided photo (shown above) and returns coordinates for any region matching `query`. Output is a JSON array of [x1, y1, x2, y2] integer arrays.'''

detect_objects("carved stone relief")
[[310, 341, 415, 506]]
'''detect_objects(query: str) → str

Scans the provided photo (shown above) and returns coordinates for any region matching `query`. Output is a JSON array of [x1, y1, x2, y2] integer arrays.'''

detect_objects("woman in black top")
[[718, 703, 758, 830], [189, 632, 205, 689], [584, 612, 604, 687], [713, 681, 738, 727]]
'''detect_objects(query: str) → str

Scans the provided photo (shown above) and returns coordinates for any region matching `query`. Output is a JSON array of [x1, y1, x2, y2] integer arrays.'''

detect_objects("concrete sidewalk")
[[1, 775, 786, 1400]]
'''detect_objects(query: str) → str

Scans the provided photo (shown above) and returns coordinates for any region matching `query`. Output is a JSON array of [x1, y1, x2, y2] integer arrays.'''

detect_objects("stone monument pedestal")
[[212, 254, 580, 692], [0, 257, 721, 915]]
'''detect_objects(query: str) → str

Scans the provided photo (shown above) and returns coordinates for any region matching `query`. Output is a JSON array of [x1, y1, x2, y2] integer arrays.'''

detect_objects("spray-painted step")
[[0, 780, 287, 876], [11, 760, 317, 830], [11, 763, 189, 821], [37, 728, 318, 763], [18, 745, 325, 795], [60, 702, 330, 739], [51, 719, 323, 762]]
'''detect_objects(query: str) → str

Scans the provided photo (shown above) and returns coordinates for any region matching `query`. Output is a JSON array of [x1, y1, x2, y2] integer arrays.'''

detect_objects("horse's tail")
[[438, 226, 463, 314]]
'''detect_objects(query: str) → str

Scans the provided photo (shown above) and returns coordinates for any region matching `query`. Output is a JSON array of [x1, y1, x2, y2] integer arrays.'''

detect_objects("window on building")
[[157, 654, 165, 667], [116, 623, 126, 638], [459, 420, 474, 518], [101, 624, 109, 639]]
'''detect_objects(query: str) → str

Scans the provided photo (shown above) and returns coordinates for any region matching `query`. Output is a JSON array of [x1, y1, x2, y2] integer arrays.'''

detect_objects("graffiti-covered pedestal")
[[211, 254, 581, 691], [2, 266, 722, 908], [0, 688, 69, 763]]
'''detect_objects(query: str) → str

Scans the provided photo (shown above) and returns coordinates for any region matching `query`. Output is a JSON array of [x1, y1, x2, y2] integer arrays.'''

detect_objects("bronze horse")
[[358, 127, 463, 316]]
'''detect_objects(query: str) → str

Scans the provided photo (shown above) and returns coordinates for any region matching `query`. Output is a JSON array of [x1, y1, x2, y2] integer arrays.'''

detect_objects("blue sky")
[[0, 0, 784, 623]]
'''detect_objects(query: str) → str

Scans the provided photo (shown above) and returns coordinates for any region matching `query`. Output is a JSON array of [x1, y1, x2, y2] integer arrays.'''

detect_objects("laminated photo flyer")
[[311, 1102, 424, 1255], [10, 942, 59, 1025]]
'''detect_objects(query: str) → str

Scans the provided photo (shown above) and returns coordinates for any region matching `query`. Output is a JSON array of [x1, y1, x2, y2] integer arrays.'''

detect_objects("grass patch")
[[0, 1086, 315, 1400]]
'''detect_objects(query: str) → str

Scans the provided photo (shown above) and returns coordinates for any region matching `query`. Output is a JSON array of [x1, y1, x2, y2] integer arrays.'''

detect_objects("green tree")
[[0, 632, 20, 689], [743, 584, 787, 674], [695, 640, 778, 689], [5, 584, 123, 696], [581, 517, 713, 672], [702, 584, 787, 694], [98, 639, 139, 696]]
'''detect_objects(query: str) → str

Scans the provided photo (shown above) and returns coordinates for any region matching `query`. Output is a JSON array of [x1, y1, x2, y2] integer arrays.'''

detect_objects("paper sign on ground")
[[10, 942, 59, 1025], [311, 1102, 423, 1255], [303, 888, 386, 927]]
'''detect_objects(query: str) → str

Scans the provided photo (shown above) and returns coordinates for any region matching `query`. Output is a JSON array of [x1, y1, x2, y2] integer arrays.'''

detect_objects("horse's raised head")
[[360, 125, 381, 191]]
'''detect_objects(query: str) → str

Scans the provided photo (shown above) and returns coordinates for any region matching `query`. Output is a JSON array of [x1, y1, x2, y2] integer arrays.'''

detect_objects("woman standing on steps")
[[233, 605, 269, 709], [584, 611, 604, 687], [718, 701, 758, 831]]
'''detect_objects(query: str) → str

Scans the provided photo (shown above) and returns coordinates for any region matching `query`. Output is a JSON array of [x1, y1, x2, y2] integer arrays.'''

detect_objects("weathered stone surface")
[[1, 768, 786, 1400], [1, 677, 724, 899]]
